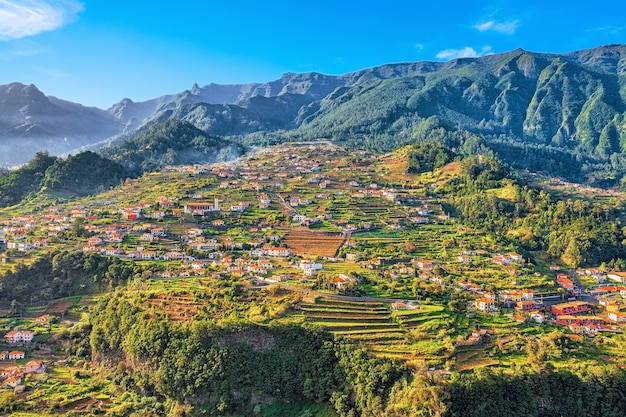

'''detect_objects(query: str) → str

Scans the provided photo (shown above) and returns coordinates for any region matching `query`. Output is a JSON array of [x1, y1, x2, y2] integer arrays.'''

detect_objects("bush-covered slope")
[[42, 151, 129, 195], [0, 151, 57, 207], [99, 119, 245, 174], [0, 151, 130, 207]]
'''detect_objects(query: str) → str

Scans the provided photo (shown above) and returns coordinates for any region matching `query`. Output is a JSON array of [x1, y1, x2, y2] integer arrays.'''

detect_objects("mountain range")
[[1, 44, 626, 179]]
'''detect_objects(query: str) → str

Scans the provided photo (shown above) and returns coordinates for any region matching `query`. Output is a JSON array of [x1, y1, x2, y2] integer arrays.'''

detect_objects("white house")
[[293, 214, 307, 223], [299, 259, 323, 275], [4, 330, 34, 344], [608, 311, 626, 323], [608, 272, 626, 284], [267, 247, 290, 257], [8, 351, 25, 360]]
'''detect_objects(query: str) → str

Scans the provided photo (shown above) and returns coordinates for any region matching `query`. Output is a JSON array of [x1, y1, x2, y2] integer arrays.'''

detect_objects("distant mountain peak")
[[0, 82, 121, 165]]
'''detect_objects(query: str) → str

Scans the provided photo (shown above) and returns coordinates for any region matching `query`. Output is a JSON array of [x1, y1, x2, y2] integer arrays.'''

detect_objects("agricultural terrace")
[[300, 297, 463, 367], [283, 228, 345, 258]]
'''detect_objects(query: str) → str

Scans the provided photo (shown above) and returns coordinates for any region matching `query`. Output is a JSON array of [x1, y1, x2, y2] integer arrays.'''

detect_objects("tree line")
[[0, 251, 138, 305]]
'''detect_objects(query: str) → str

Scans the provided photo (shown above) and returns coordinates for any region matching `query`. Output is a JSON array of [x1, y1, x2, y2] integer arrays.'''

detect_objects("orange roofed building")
[[551, 301, 593, 316]]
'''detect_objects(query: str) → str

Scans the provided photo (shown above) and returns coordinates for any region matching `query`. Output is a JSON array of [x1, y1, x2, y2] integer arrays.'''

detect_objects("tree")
[[71, 216, 87, 238]]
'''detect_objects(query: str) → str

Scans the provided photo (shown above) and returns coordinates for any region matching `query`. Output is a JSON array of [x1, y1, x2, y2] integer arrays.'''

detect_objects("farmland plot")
[[301, 297, 452, 364], [284, 228, 345, 257]]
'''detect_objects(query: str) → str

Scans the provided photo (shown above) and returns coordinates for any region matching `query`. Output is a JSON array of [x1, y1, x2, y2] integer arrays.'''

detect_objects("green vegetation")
[[100, 119, 245, 174], [283, 48, 626, 185], [1, 142, 626, 416], [0, 151, 56, 207], [0, 151, 130, 208], [42, 151, 129, 196], [87, 292, 408, 416], [445, 153, 626, 266], [0, 251, 136, 305], [407, 141, 454, 174], [86, 293, 626, 416]]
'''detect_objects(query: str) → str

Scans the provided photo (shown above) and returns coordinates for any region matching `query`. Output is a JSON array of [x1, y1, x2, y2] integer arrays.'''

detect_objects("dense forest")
[[41, 151, 129, 195], [86, 293, 626, 416], [0, 151, 130, 208], [333, 116, 615, 184], [447, 153, 625, 267], [88, 292, 406, 416], [402, 141, 626, 267], [0, 151, 56, 207], [0, 251, 137, 306]]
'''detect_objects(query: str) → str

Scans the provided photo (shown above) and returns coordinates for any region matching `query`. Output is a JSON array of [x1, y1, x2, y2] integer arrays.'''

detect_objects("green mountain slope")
[[0, 151, 130, 207], [42, 151, 129, 195], [113, 46, 625, 184], [99, 119, 245, 174], [297, 47, 626, 149], [0, 151, 57, 207], [274, 46, 625, 184]]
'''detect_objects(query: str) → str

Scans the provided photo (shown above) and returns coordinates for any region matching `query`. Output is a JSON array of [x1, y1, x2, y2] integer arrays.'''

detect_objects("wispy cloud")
[[0, 0, 83, 40], [415, 43, 425, 51], [474, 19, 520, 35], [10, 48, 45, 56], [35, 66, 67, 80], [0, 40, 46, 60], [436, 46, 493, 60], [588, 25, 624, 35]]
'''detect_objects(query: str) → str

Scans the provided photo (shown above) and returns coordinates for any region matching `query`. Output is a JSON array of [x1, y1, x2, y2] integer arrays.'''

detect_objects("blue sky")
[[1, 0, 625, 109]]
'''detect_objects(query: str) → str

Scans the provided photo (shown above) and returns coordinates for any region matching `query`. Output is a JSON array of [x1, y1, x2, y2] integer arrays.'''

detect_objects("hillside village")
[[1, 142, 626, 400]]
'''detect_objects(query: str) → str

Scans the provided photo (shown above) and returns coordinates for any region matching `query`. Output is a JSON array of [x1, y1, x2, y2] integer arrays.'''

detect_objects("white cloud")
[[474, 19, 520, 35], [415, 43, 424, 51], [436, 46, 493, 60], [0, 0, 83, 40]]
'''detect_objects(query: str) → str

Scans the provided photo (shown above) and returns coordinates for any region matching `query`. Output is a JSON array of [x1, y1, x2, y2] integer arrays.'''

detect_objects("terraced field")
[[147, 293, 203, 321], [284, 228, 345, 257], [301, 297, 455, 365]]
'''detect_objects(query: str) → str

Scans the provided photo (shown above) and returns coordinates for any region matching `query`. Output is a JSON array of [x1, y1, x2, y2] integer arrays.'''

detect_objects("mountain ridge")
[[1, 44, 626, 177]]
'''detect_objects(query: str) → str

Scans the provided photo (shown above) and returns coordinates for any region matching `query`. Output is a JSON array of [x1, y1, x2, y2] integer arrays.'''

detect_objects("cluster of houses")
[[0, 315, 52, 389], [467, 288, 545, 323], [491, 253, 525, 266], [549, 301, 618, 334], [577, 268, 607, 283], [4, 144, 626, 343], [464, 285, 626, 332], [591, 286, 626, 323], [467, 271, 626, 328], [0, 350, 25, 360], [556, 273, 579, 296], [1, 360, 46, 389], [1, 143, 452, 284]]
